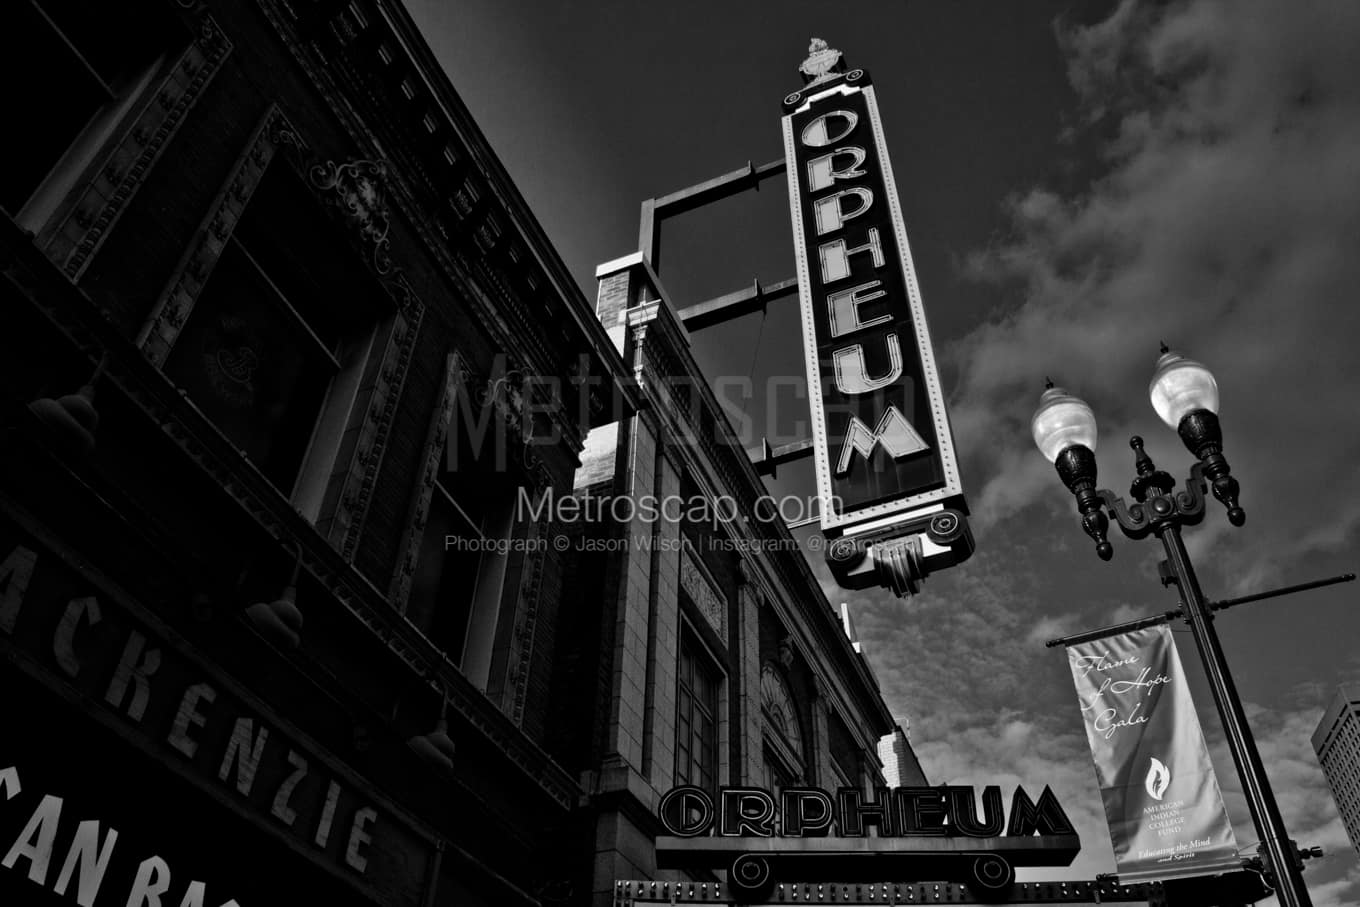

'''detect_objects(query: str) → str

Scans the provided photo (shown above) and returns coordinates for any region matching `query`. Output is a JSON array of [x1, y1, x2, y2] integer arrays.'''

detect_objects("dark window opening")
[[405, 423, 520, 688], [1, 0, 182, 220], [163, 165, 378, 498], [763, 744, 797, 801], [676, 632, 721, 793], [828, 713, 861, 790]]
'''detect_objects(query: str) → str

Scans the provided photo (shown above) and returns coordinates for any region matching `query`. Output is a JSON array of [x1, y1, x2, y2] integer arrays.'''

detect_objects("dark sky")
[[407, 1, 1360, 902]]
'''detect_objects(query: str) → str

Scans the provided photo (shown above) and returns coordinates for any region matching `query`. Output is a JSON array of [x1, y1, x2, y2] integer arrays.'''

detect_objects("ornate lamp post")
[[1031, 347, 1312, 907]]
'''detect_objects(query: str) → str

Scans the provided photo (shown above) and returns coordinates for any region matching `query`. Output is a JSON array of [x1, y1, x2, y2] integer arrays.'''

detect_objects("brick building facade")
[[563, 254, 924, 905], [0, 2, 925, 905], [1, 1, 631, 904]]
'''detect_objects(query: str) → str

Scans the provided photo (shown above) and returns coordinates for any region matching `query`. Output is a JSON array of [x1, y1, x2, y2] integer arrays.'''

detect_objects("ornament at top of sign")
[[799, 37, 846, 86]]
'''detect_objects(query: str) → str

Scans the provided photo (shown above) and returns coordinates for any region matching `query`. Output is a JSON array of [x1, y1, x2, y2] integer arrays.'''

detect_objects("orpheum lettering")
[[785, 76, 965, 530], [800, 103, 925, 481], [657, 783, 1076, 840]]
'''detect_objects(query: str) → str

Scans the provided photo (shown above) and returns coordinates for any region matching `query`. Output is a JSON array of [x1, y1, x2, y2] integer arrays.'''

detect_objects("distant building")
[[878, 723, 927, 790], [1312, 683, 1360, 858]]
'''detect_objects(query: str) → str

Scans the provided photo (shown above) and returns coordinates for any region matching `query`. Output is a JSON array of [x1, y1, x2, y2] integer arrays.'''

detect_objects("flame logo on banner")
[[1146, 757, 1172, 801]]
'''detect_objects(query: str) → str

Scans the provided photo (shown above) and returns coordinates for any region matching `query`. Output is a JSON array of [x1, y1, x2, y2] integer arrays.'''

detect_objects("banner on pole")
[[1067, 625, 1240, 882]]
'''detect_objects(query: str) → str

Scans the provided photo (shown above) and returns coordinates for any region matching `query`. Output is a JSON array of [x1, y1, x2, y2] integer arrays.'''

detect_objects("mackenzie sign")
[[782, 68, 965, 534], [0, 508, 436, 906]]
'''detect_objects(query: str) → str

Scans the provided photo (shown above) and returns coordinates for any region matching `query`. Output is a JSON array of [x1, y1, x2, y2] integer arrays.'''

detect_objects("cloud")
[[849, 539, 1124, 881], [1025, 612, 1081, 647], [845, 1, 1360, 900], [911, 710, 1119, 883], [945, 0, 1360, 593], [1106, 602, 1148, 626], [1306, 868, 1360, 907]]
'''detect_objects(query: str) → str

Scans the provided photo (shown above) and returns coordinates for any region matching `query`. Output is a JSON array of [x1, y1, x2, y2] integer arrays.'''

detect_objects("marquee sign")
[[782, 48, 972, 596], [613, 879, 1161, 906], [655, 784, 1079, 903]]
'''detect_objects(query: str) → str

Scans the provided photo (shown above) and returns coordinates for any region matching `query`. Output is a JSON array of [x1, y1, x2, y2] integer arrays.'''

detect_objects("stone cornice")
[[252, 0, 640, 448]]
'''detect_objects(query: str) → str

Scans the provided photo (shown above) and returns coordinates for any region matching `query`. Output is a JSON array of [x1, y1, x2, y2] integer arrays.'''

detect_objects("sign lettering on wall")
[[0, 511, 436, 906]]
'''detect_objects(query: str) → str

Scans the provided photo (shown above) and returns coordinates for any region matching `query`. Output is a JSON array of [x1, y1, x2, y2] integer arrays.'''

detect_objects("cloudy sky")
[[407, 1, 1360, 903]]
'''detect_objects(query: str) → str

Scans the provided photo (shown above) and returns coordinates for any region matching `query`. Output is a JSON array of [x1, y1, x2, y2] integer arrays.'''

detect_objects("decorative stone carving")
[[468, 360, 554, 490], [334, 306, 423, 561], [760, 663, 805, 755], [309, 158, 394, 275], [681, 544, 727, 643], [300, 156, 433, 320], [48, 15, 232, 280], [798, 38, 846, 87], [504, 507, 549, 726], [389, 350, 471, 611], [137, 105, 300, 367]]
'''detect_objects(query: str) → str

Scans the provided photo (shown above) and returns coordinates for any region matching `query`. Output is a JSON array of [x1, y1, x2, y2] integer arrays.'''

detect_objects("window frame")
[[158, 164, 381, 509], [409, 442, 519, 690], [7, 0, 172, 227], [827, 709, 865, 793], [136, 107, 424, 553], [9, 0, 227, 275], [675, 621, 726, 794], [397, 351, 555, 700]]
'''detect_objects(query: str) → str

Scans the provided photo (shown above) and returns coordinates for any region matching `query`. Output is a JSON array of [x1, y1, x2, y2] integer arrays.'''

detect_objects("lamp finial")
[[799, 38, 846, 86]]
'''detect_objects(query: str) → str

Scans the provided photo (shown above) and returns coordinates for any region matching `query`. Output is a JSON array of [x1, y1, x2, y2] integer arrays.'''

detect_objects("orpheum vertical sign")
[[783, 42, 971, 596]]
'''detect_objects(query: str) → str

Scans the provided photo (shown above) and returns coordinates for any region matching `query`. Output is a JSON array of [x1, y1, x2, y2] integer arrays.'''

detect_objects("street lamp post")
[[1031, 347, 1313, 907]]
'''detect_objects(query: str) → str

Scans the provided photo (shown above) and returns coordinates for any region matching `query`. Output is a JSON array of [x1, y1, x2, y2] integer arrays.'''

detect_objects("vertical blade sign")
[[783, 72, 964, 532]]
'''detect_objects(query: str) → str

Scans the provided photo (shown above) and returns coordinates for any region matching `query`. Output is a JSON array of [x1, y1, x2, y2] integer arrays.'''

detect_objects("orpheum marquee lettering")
[[0, 513, 433, 907], [783, 61, 972, 596], [658, 784, 1075, 840], [655, 782, 1079, 902]]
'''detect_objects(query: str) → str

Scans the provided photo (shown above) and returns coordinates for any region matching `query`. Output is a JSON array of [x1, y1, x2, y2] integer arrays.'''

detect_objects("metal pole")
[[1210, 572, 1356, 613], [1158, 523, 1312, 906], [1044, 609, 1181, 649]]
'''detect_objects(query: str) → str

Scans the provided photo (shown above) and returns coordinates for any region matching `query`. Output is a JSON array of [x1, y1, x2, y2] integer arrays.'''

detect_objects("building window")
[[676, 632, 721, 792], [760, 664, 805, 797], [404, 425, 518, 691], [827, 711, 862, 791], [763, 745, 797, 800], [163, 165, 377, 511], [829, 756, 854, 791], [2, 0, 180, 228]]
